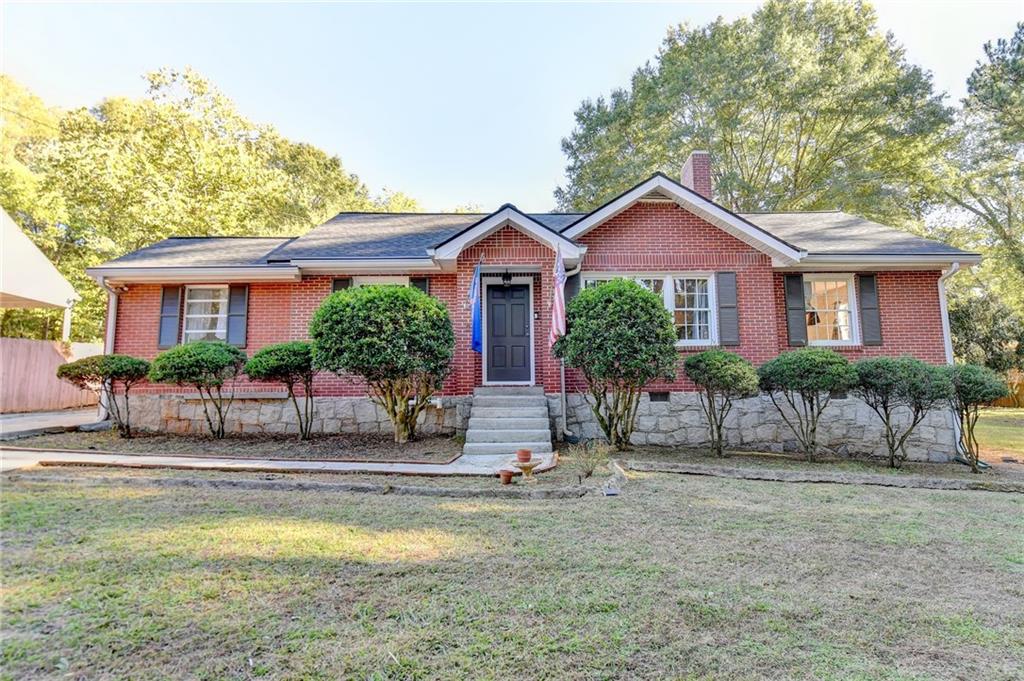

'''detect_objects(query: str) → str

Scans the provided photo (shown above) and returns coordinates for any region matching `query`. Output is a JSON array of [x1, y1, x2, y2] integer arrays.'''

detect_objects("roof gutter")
[[290, 259, 443, 274], [87, 266, 301, 285], [789, 253, 982, 270]]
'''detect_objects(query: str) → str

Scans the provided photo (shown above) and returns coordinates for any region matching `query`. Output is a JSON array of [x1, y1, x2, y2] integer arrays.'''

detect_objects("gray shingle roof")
[[102, 237, 296, 268], [268, 212, 584, 261], [739, 211, 975, 257], [95, 205, 974, 269]]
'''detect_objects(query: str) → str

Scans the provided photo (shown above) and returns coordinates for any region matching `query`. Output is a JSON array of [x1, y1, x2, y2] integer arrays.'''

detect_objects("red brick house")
[[88, 152, 978, 460]]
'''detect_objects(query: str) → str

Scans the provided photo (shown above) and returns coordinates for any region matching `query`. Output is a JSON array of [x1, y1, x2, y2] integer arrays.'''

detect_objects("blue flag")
[[469, 263, 482, 353]]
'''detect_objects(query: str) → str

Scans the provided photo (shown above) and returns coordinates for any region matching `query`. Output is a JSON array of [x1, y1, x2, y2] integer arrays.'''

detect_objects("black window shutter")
[[411, 277, 430, 294], [564, 273, 581, 303], [858, 274, 882, 346], [226, 285, 248, 348], [332, 277, 352, 293], [158, 286, 183, 349], [784, 274, 807, 347], [716, 272, 740, 346]]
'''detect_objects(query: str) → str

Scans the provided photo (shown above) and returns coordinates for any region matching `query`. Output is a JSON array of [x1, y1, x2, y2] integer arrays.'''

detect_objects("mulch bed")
[[5, 430, 462, 464]]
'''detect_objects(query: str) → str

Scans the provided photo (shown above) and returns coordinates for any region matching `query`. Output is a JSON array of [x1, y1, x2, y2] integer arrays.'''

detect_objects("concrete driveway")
[[0, 407, 100, 441]]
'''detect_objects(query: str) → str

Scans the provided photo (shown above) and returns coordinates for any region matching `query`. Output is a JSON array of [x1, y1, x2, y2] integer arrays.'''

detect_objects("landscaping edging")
[[6, 472, 589, 500], [623, 459, 1024, 494]]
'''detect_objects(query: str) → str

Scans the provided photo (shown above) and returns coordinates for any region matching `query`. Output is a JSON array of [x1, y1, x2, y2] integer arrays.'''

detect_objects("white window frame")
[[802, 273, 860, 346], [352, 275, 411, 287], [181, 285, 229, 343], [581, 272, 719, 347]]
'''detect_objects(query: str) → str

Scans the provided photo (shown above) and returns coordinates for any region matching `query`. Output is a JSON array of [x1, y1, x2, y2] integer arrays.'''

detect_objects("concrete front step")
[[470, 406, 549, 419], [468, 417, 550, 430], [463, 442, 554, 455], [465, 428, 553, 444], [471, 395, 549, 409], [474, 386, 545, 396]]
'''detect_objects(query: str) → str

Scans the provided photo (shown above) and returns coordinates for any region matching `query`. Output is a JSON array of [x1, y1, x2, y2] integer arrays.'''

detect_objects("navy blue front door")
[[486, 284, 531, 382]]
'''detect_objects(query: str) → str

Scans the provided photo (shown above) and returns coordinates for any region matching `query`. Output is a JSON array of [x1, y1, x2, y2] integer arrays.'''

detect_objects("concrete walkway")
[[0, 408, 100, 441], [0, 447, 557, 476]]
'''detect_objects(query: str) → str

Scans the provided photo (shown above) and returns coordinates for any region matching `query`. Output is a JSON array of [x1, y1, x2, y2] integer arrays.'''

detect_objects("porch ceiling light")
[[501, 270, 512, 287]]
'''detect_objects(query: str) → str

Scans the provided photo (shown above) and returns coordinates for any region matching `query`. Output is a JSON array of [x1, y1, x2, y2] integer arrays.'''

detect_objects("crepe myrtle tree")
[[944, 364, 1010, 473], [757, 348, 857, 461], [57, 354, 150, 438], [310, 285, 454, 444], [554, 279, 678, 450], [245, 341, 316, 440], [148, 341, 247, 438], [683, 349, 759, 458], [852, 356, 953, 469]]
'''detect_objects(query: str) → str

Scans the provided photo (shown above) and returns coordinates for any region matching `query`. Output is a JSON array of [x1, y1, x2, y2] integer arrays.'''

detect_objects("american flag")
[[549, 246, 567, 347]]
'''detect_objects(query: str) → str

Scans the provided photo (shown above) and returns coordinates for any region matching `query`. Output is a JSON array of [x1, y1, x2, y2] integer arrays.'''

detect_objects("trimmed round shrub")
[[853, 356, 953, 468], [553, 279, 677, 450], [57, 354, 150, 437], [757, 348, 857, 460], [944, 363, 1010, 473], [310, 285, 454, 443], [149, 341, 248, 438], [245, 341, 316, 440], [683, 349, 759, 457]]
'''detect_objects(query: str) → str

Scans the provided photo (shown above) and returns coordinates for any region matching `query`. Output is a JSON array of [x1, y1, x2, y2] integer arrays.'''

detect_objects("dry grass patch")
[[2, 468, 1022, 679]]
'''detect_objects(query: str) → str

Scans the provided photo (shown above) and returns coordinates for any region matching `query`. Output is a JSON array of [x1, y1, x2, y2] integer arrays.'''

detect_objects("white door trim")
[[481, 276, 535, 386]]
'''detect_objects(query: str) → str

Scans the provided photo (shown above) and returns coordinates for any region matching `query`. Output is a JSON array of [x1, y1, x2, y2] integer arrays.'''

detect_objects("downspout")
[[96, 280, 119, 421], [937, 262, 962, 457], [559, 261, 583, 440], [938, 262, 960, 365]]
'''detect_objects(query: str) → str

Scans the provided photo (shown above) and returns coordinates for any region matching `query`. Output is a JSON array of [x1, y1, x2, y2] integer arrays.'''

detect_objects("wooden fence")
[[0, 338, 103, 413], [993, 370, 1024, 408]]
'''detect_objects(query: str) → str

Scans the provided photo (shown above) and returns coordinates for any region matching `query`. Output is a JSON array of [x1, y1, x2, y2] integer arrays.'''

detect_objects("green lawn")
[[2, 469, 1022, 679], [977, 408, 1024, 458]]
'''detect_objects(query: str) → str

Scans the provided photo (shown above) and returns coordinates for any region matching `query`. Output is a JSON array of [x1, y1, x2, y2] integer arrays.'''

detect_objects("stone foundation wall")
[[122, 394, 472, 437], [123, 390, 957, 462], [547, 392, 957, 462]]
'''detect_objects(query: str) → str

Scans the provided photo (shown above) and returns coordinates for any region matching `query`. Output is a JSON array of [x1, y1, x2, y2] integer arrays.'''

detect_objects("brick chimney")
[[681, 150, 713, 199]]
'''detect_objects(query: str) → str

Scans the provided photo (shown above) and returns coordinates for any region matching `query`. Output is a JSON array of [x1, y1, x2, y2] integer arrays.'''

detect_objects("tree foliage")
[[944, 364, 1010, 473], [683, 349, 759, 457], [757, 348, 857, 460], [967, 22, 1024, 145], [56, 354, 150, 438], [948, 286, 1024, 374], [852, 357, 952, 468], [0, 69, 419, 342], [245, 341, 317, 440], [148, 341, 248, 438], [309, 286, 454, 443], [555, 0, 950, 226], [554, 279, 678, 450]]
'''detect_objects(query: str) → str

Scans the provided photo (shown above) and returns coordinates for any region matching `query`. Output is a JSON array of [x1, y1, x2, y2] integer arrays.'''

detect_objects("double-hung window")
[[182, 286, 229, 343], [583, 274, 718, 346], [803, 274, 858, 345]]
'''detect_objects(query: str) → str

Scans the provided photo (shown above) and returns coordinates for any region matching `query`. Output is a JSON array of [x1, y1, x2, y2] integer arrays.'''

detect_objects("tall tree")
[[0, 69, 419, 341], [934, 24, 1024, 314], [555, 0, 950, 228]]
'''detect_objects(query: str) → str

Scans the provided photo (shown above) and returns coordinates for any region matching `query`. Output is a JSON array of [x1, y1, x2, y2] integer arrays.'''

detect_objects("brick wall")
[[772, 270, 947, 364], [109, 203, 950, 398]]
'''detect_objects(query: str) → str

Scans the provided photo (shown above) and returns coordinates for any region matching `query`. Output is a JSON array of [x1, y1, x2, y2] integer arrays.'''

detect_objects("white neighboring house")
[[0, 208, 80, 340]]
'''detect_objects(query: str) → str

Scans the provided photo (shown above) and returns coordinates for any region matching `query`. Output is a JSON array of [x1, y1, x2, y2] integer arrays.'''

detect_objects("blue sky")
[[3, 1, 1021, 212]]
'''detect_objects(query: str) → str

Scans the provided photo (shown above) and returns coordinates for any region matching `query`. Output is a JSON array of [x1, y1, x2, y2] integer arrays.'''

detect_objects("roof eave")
[[778, 253, 982, 271], [430, 206, 585, 263], [87, 265, 302, 286]]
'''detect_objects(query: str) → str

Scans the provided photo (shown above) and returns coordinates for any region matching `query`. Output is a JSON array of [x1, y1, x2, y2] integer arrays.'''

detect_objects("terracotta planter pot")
[[499, 470, 514, 485], [516, 449, 532, 463]]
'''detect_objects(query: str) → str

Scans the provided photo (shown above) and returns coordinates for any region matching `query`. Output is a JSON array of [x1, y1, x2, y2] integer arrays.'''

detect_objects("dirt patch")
[[6, 429, 461, 464], [623, 459, 1024, 494]]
